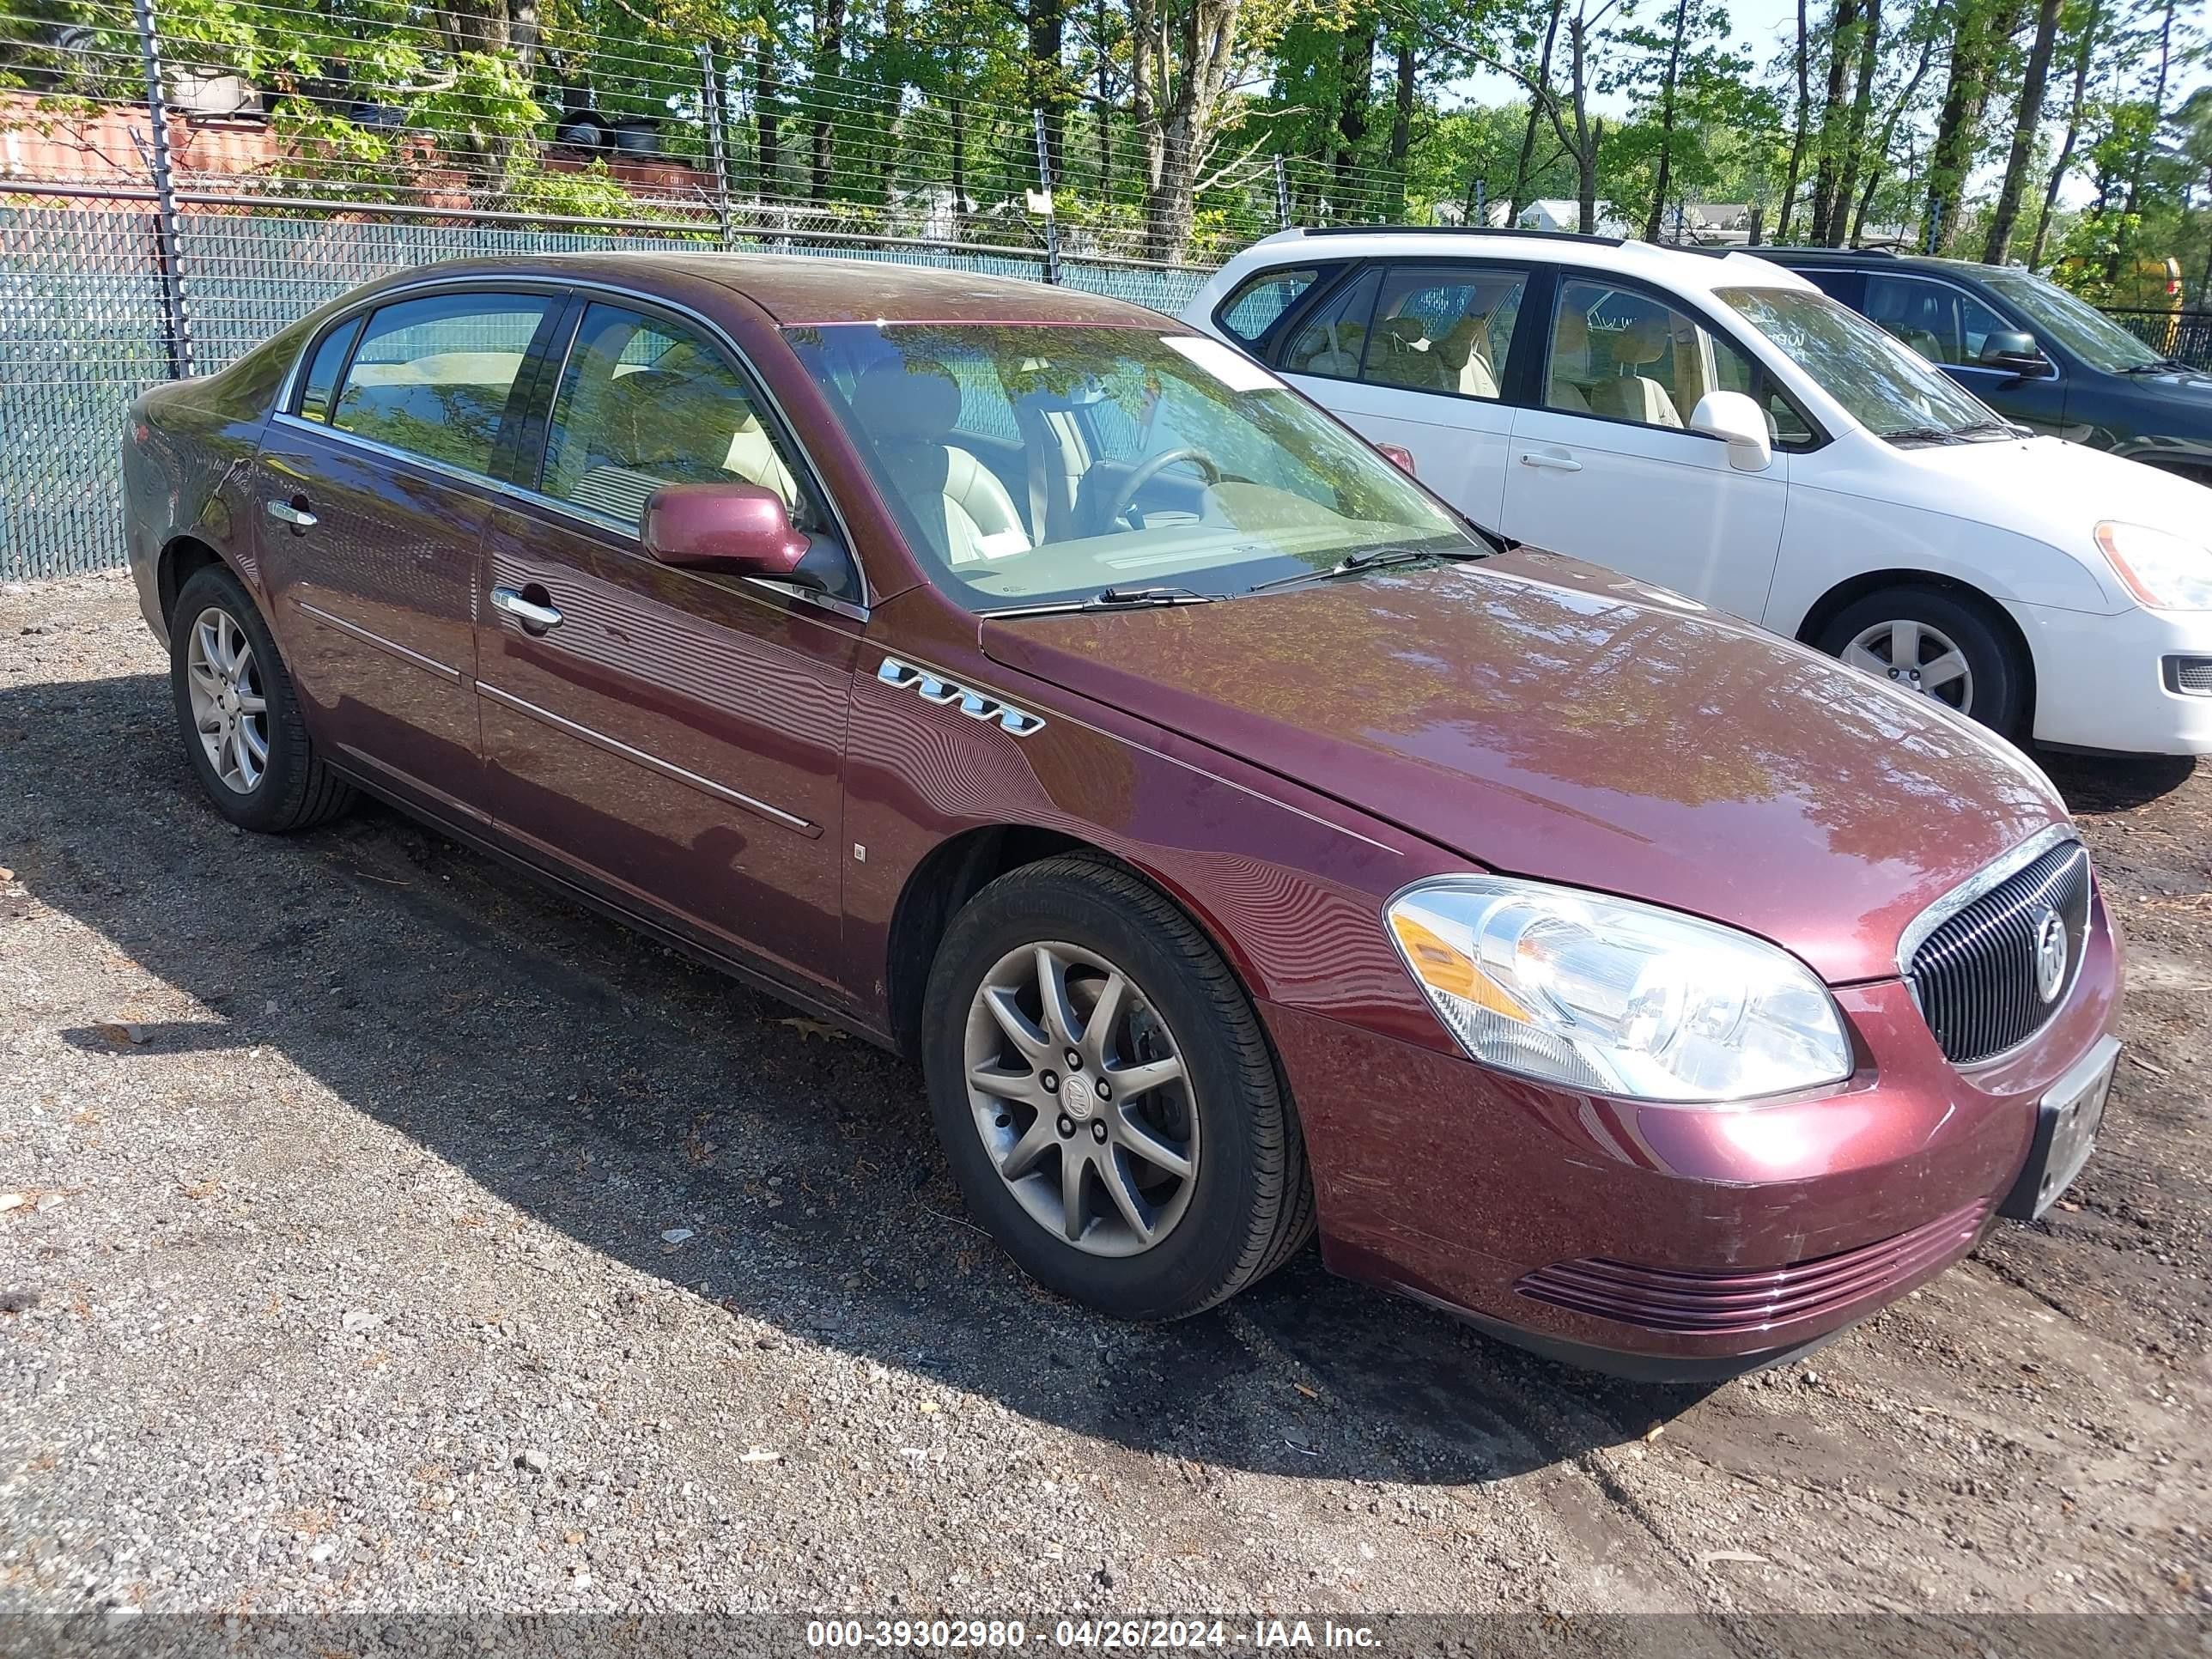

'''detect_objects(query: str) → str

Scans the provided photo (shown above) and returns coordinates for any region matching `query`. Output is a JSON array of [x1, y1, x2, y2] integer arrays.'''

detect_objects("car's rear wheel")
[[921, 854, 1313, 1320], [1817, 586, 2027, 739], [170, 563, 354, 833]]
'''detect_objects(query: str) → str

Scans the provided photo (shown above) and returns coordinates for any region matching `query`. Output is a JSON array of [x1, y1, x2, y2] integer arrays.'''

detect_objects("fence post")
[[1274, 155, 1291, 230], [1031, 108, 1060, 285], [131, 0, 192, 378], [697, 44, 733, 247]]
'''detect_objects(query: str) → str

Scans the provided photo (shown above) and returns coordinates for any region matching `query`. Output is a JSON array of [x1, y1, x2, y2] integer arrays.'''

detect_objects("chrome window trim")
[[1894, 822, 2084, 978], [270, 269, 872, 611]]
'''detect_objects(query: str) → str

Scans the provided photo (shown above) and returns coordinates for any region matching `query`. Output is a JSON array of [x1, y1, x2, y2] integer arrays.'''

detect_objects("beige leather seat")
[[1431, 311, 1500, 398], [1368, 315, 1447, 390], [562, 344, 802, 525], [854, 362, 1030, 565], [1288, 317, 1365, 378], [1589, 314, 1681, 428], [1547, 307, 1594, 413]]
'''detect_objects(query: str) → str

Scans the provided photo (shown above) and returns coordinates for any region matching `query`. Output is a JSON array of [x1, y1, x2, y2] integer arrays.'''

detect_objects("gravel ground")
[[3, 570, 2209, 1624]]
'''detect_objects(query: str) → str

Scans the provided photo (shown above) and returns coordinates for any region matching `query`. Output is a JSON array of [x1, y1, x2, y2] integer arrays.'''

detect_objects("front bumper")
[[1262, 887, 2123, 1379], [2015, 597, 2212, 755]]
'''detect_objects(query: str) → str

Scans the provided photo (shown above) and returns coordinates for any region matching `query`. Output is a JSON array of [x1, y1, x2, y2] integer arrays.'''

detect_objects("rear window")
[[330, 293, 552, 475]]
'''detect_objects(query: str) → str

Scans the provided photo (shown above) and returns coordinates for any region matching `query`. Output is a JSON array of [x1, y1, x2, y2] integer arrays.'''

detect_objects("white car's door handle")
[[490, 586, 563, 633], [264, 499, 318, 528], [1518, 451, 1583, 472]]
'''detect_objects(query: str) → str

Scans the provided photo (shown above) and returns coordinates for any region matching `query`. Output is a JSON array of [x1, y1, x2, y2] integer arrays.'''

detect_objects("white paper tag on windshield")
[[1160, 334, 1283, 393]]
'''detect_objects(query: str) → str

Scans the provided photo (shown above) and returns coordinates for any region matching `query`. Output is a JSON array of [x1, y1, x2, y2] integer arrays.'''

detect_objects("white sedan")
[[1184, 228, 2212, 756]]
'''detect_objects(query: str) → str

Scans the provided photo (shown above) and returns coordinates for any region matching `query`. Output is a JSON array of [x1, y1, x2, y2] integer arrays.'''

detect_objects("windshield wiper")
[[1950, 417, 2033, 438], [1875, 424, 1969, 446], [2120, 357, 2196, 374], [979, 584, 1224, 618], [1243, 544, 1486, 595]]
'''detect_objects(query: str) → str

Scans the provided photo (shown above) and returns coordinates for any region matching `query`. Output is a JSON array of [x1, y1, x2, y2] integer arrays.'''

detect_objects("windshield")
[[1980, 270, 2165, 373], [782, 323, 1476, 612], [1716, 286, 2005, 441]]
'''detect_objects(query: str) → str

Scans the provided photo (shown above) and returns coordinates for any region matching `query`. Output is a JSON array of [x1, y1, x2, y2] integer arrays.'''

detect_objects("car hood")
[[980, 552, 2070, 986], [1870, 434, 2212, 563]]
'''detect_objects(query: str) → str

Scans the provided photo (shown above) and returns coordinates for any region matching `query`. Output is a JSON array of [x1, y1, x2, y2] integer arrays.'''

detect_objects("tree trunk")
[[948, 94, 968, 239], [1390, 32, 1415, 216], [1982, 0, 2060, 264], [1509, 0, 1565, 218], [812, 0, 846, 204], [1644, 0, 1691, 242], [1096, 0, 1112, 193], [1029, 0, 1067, 185], [1829, 0, 1880, 244], [2028, 0, 2096, 267], [2112, 0, 2175, 274], [1778, 0, 1811, 240], [1851, 31, 1935, 243], [1333, 21, 1376, 219], [1926, 0, 2023, 254], [1809, 0, 1860, 244], [1569, 9, 1600, 234]]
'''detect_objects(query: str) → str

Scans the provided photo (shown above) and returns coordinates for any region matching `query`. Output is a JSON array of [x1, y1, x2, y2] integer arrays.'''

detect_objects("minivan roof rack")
[[1297, 224, 1627, 248]]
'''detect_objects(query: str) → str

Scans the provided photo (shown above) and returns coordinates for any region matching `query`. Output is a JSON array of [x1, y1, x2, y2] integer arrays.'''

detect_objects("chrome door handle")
[[264, 499, 318, 528], [1518, 452, 1582, 472], [490, 586, 563, 633]]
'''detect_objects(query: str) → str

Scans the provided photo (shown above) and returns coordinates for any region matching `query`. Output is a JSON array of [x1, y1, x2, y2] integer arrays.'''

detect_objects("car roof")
[[390, 251, 1175, 328], [1759, 247, 2030, 283], [1218, 228, 1819, 297]]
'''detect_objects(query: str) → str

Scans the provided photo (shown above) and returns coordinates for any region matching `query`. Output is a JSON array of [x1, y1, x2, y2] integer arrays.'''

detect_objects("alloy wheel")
[[961, 941, 1200, 1258], [185, 606, 270, 794], [1842, 617, 1974, 714]]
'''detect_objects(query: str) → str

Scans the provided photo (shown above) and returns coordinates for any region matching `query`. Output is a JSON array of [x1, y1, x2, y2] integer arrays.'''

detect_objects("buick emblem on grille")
[[2033, 907, 2069, 1005]]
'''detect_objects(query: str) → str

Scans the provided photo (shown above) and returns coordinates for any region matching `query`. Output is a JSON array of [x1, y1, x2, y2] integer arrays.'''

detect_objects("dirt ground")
[[3, 570, 2209, 1626]]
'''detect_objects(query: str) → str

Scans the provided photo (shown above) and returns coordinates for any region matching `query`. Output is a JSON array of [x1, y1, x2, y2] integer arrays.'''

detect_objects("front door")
[[253, 289, 559, 820], [1863, 272, 2070, 434], [1273, 262, 1534, 529], [1500, 276, 1791, 622], [475, 299, 861, 996]]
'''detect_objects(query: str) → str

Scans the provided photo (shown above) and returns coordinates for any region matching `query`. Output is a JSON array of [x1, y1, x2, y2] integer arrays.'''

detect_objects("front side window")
[[1864, 275, 2011, 367], [541, 303, 805, 529], [783, 322, 1475, 613], [1546, 280, 1731, 431], [1982, 270, 2163, 372], [1361, 264, 1526, 402], [1216, 264, 1334, 349], [330, 292, 551, 474], [1716, 286, 2007, 441]]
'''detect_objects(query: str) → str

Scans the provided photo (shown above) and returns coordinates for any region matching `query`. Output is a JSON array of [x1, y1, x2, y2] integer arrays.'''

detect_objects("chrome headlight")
[[2095, 521, 2212, 611], [1386, 877, 1853, 1103]]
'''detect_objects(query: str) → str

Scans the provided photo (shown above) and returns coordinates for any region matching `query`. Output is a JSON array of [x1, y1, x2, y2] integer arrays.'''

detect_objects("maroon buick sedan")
[[122, 253, 2122, 1378]]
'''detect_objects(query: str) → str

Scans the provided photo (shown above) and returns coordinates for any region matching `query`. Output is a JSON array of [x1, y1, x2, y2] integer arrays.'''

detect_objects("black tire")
[[1815, 584, 2029, 740], [169, 563, 355, 833], [921, 854, 1315, 1321]]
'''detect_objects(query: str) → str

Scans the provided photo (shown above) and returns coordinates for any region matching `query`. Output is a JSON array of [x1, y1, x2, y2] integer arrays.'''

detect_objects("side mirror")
[[1978, 331, 2053, 377], [1374, 441, 1418, 476], [641, 483, 822, 588], [1688, 389, 1774, 473]]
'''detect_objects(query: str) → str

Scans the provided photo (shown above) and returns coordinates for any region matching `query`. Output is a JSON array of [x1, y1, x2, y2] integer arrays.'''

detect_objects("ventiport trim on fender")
[[877, 657, 1046, 737]]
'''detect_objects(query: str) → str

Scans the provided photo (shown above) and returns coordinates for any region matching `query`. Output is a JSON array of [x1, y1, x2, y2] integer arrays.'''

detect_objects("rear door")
[[1501, 273, 1798, 621], [253, 288, 559, 820], [475, 296, 862, 998], [1269, 261, 1537, 528]]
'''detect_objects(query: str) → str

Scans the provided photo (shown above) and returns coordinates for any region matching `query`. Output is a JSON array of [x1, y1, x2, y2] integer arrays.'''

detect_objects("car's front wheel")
[[921, 854, 1313, 1320], [170, 563, 354, 833], [1817, 585, 2028, 739]]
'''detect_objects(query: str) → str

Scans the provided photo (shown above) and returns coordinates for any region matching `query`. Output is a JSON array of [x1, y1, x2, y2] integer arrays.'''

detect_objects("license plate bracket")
[[1999, 1036, 2119, 1221]]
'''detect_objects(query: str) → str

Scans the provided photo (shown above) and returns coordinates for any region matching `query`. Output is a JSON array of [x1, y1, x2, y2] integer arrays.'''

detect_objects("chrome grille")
[[1908, 841, 2091, 1066]]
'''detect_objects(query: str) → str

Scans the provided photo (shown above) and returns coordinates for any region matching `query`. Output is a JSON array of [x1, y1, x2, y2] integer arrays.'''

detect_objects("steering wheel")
[[1102, 447, 1223, 528]]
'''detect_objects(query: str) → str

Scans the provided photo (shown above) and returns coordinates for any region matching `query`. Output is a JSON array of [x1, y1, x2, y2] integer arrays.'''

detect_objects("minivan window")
[[330, 292, 552, 475], [1548, 279, 1770, 434], [785, 322, 1475, 612], [1716, 287, 2008, 441], [1980, 270, 2165, 373], [541, 303, 805, 529], [1364, 265, 1526, 402], [1216, 264, 1334, 349]]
